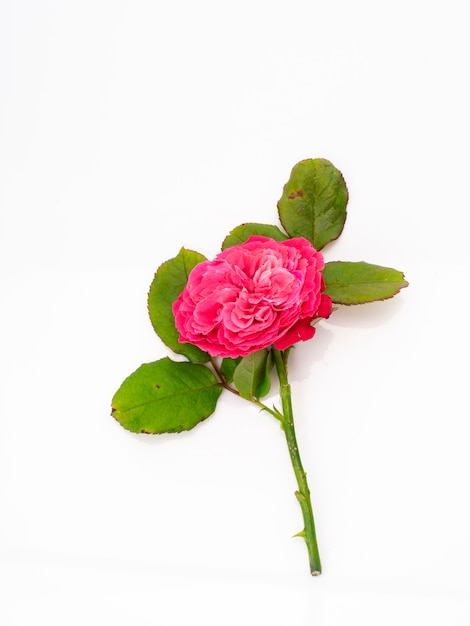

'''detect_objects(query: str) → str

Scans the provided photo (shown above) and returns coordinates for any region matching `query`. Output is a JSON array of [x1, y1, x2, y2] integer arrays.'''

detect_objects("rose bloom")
[[172, 236, 332, 358]]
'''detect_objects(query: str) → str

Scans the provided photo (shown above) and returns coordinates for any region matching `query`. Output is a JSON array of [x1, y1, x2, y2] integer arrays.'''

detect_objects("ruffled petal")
[[273, 318, 316, 351], [317, 294, 332, 319]]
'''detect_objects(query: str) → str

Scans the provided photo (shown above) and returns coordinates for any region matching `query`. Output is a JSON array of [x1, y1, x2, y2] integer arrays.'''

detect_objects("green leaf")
[[277, 158, 348, 250], [322, 261, 409, 304], [220, 357, 242, 383], [221, 223, 288, 250], [233, 349, 271, 399], [111, 358, 222, 434], [254, 349, 274, 399], [148, 248, 209, 363]]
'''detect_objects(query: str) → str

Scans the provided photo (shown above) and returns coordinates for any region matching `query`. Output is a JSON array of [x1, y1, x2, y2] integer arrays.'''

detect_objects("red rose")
[[173, 236, 331, 358]]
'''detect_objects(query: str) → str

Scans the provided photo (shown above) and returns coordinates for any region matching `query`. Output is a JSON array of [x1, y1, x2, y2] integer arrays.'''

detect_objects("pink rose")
[[172, 236, 332, 358]]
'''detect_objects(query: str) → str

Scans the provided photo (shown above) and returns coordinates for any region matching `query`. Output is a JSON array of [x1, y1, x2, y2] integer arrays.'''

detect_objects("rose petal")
[[273, 318, 316, 351], [317, 294, 332, 319]]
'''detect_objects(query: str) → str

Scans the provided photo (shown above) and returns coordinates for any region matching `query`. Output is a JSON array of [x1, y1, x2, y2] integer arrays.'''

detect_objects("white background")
[[1, 1, 469, 624]]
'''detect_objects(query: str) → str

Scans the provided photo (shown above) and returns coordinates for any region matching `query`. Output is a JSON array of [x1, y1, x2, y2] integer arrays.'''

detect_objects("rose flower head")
[[173, 236, 332, 358]]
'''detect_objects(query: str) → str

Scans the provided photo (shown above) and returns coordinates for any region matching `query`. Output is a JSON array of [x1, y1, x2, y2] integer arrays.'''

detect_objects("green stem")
[[272, 347, 322, 576]]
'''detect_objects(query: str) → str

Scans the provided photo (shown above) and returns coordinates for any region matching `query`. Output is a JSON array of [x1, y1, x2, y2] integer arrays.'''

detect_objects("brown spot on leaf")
[[288, 189, 304, 199]]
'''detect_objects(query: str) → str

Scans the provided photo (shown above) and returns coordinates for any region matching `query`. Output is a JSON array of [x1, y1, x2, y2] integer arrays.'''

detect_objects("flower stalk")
[[272, 347, 322, 576]]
